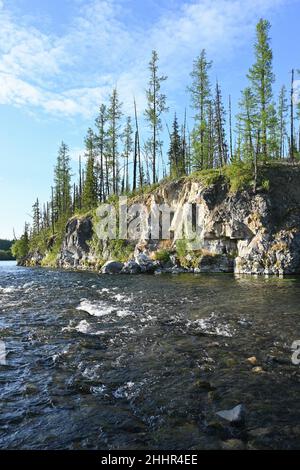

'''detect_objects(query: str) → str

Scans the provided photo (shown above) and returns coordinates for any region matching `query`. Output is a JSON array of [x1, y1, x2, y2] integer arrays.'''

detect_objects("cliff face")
[[25, 165, 300, 275]]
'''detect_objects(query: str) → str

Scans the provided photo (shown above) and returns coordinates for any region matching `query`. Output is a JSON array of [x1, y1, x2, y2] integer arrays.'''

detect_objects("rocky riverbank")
[[20, 164, 300, 275]]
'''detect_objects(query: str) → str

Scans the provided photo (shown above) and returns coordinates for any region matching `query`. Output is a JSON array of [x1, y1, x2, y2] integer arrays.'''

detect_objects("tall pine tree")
[[188, 49, 212, 170], [82, 128, 97, 211], [107, 89, 123, 194], [247, 19, 275, 160], [145, 50, 168, 184], [54, 142, 72, 221]]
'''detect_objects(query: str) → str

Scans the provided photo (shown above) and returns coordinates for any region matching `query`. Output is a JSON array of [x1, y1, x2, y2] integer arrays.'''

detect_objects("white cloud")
[[0, 0, 292, 119]]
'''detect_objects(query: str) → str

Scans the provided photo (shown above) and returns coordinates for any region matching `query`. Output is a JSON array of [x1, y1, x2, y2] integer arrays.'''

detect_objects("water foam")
[[188, 313, 234, 337], [77, 300, 114, 317]]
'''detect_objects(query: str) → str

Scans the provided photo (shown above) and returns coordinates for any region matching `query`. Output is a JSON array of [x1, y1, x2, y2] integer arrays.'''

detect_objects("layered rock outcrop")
[[22, 165, 300, 275]]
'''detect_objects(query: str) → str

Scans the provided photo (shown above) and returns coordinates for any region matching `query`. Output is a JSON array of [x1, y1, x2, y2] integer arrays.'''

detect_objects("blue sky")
[[0, 0, 299, 239]]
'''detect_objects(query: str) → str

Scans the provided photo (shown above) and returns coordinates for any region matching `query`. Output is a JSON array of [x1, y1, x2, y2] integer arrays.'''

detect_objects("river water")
[[0, 261, 300, 449]]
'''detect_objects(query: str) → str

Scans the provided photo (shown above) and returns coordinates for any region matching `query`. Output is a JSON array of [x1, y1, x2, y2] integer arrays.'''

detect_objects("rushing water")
[[0, 260, 300, 450]]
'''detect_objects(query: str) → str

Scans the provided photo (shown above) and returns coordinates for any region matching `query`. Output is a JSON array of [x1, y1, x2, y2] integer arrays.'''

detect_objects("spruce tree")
[[95, 104, 108, 202], [247, 19, 275, 160], [188, 49, 212, 169], [82, 128, 97, 210], [32, 198, 41, 234], [145, 50, 168, 184], [168, 114, 184, 178], [54, 142, 72, 220], [122, 117, 134, 193], [214, 82, 228, 167], [107, 89, 123, 194], [237, 87, 257, 161]]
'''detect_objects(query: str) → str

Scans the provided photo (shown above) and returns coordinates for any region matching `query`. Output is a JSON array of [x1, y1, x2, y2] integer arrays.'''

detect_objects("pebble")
[[252, 366, 264, 373], [247, 356, 257, 365]]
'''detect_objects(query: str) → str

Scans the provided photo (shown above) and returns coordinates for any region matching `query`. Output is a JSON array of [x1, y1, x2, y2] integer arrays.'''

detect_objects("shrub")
[[176, 239, 188, 258], [224, 161, 253, 192], [154, 249, 170, 263], [261, 179, 270, 191], [190, 168, 222, 187]]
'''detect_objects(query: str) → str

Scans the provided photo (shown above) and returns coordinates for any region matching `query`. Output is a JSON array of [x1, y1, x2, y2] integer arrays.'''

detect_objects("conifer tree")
[[122, 117, 134, 193], [278, 85, 288, 158], [82, 128, 97, 210], [214, 82, 228, 167], [145, 50, 168, 184], [168, 114, 184, 178], [95, 104, 108, 202], [237, 87, 257, 161], [54, 142, 72, 220], [247, 19, 275, 160], [188, 49, 212, 169], [32, 198, 41, 234], [107, 89, 123, 194], [268, 103, 279, 159]]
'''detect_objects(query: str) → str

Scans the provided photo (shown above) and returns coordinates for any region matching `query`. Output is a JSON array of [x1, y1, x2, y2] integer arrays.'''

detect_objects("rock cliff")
[[23, 164, 300, 275]]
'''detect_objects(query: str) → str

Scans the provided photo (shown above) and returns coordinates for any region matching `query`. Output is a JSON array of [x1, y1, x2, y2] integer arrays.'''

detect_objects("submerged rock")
[[221, 439, 246, 450], [199, 254, 234, 273], [216, 404, 245, 424]]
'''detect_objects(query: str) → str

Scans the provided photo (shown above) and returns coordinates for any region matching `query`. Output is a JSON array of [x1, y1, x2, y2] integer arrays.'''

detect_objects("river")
[[0, 260, 299, 449]]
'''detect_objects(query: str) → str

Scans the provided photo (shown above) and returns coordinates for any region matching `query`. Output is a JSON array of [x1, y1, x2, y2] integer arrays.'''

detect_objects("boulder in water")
[[121, 260, 141, 274], [216, 404, 245, 424], [101, 261, 124, 274]]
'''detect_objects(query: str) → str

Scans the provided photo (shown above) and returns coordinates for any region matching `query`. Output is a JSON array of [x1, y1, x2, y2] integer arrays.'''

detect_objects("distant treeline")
[[0, 239, 15, 260]]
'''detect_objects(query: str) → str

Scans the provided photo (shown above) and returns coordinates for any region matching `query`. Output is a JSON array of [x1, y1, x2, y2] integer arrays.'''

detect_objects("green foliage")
[[168, 114, 186, 178], [176, 239, 188, 259], [190, 168, 222, 186], [0, 240, 14, 259], [108, 239, 133, 262], [247, 18, 275, 160], [145, 50, 168, 183], [154, 249, 170, 263], [188, 49, 212, 170], [127, 182, 161, 200], [107, 88, 123, 194], [0, 250, 14, 261], [54, 142, 72, 220], [261, 179, 270, 191], [12, 237, 29, 260], [82, 128, 98, 211], [41, 246, 59, 267], [106, 193, 120, 206], [224, 161, 253, 192]]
